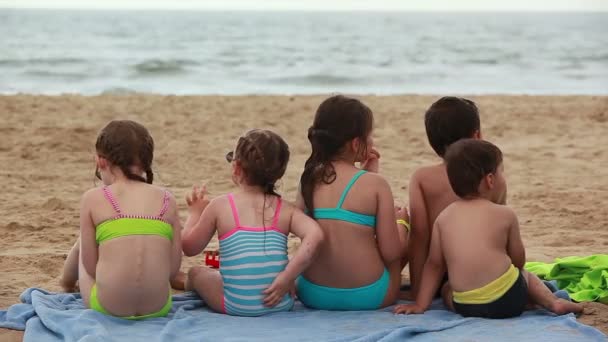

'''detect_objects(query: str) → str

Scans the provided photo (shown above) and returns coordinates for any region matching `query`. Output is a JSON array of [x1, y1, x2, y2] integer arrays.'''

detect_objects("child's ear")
[[473, 130, 482, 140], [96, 155, 108, 170], [351, 138, 360, 154], [233, 161, 243, 177], [485, 173, 495, 189]]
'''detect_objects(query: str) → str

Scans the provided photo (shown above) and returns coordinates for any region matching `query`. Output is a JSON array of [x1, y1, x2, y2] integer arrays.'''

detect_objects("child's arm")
[[375, 176, 402, 266], [182, 191, 217, 257], [164, 193, 183, 278], [80, 189, 98, 278], [394, 222, 445, 314], [506, 210, 525, 269], [263, 207, 323, 308], [294, 185, 306, 211], [408, 172, 431, 297]]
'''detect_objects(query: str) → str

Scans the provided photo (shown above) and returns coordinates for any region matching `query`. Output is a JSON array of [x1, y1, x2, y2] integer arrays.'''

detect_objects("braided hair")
[[95, 120, 155, 184], [233, 129, 290, 196]]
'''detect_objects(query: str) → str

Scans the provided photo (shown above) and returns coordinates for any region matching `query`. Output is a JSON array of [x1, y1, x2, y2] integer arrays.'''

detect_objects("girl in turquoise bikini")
[[60, 120, 183, 319], [296, 95, 409, 310]]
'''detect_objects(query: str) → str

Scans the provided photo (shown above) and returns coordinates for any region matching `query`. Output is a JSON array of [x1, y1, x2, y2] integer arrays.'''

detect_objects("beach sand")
[[0, 94, 607, 340]]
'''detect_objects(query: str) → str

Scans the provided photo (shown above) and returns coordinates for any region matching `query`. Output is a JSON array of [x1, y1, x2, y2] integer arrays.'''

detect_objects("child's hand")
[[60, 279, 79, 293], [186, 184, 209, 214], [393, 303, 425, 315], [395, 205, 410, 222], [361, 148, 380, 173], [262, 272, 292, 308]]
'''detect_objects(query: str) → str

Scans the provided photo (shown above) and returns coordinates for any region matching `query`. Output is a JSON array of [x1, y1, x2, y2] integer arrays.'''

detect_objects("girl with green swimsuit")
[[60, 120, 182, 319]]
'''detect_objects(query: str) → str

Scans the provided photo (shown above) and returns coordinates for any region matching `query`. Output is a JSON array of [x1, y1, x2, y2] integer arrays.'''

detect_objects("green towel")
[[525, 255, 608, 303]]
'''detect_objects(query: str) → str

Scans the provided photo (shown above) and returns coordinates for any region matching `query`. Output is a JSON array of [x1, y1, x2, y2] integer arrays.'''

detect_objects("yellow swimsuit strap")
[[396, 219, 411, 232], [452, 264, 519, 305]]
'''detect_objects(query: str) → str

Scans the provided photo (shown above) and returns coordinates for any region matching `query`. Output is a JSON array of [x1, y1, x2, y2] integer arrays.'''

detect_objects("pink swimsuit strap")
[[102, 186, 170, 220], [227, 193, 282, 229]]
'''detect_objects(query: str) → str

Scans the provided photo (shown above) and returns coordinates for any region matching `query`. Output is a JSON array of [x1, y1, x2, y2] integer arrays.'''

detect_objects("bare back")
[[436, 199, 516, 292], [417, 164, 460, 226], [408, 163, 461, 295], [81, 182, 180, 316], [303, 164, 396, 288]]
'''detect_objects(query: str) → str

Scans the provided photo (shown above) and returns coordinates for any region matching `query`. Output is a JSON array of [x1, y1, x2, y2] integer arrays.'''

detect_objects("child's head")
[[95, 120, 155, 185], [445, 139, 505, 203], [425, 96, 481, 157], [227, 129, 290, 196], [300, 95, 374, 211]]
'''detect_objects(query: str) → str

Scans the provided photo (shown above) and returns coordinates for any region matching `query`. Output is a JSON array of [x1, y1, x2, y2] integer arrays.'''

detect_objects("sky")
[[1, 0, 607, 11]]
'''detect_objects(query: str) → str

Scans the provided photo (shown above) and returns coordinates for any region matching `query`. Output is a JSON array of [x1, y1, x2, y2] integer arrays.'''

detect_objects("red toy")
[[204, 250, 220, 268]]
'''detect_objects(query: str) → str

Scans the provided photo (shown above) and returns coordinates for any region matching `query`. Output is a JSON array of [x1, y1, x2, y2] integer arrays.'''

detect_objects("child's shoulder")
[[358, 169, 390, 186], [435, 200, 461, 222], [206, 193, 231, 209], [81, 187, 104, 203], [410, 163, 445, 183], [137, 184, 177, 204], [81, 184, 175, 202], [439, 200, 516, 223], [145, 183, 173, 194]]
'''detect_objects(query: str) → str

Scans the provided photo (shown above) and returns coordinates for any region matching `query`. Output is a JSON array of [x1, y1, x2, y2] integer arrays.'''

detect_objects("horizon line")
[[1, 7, 607, 13]]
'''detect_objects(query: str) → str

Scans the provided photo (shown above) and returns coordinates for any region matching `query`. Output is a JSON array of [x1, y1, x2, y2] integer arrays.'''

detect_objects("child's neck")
[[463, 192, 494, 203], [334, 154, 358, 166], [106, 165, 145, 183], [237, 183, 265, 195]]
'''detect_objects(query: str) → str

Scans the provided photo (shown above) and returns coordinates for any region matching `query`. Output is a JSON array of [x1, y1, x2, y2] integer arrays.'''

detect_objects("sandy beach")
[[0, 94, 607, 340]]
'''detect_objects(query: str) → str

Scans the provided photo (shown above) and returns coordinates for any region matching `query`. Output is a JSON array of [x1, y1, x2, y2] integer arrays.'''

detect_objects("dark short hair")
[[445, 139, 503, 198], [425, 97, 480, 157]]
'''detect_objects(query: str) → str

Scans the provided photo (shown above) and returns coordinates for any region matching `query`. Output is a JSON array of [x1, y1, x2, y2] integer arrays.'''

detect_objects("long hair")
[[299, 95, 373, 215]]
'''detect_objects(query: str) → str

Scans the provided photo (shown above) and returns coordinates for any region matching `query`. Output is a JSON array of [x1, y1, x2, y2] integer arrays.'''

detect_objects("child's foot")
[[171, 271, 187, 291], [549, 299, 584, 315]]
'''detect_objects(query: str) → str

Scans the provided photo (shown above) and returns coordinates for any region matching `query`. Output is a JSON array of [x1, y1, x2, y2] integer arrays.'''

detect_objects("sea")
[[1, 10, 607, 95]]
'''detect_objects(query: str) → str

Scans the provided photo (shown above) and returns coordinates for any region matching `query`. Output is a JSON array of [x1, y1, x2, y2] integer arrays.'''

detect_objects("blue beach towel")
[[0, 288, 605, 342]]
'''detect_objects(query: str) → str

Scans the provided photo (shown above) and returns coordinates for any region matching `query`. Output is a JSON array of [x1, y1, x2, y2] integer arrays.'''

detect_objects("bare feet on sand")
[[549, 299, 584, 316]]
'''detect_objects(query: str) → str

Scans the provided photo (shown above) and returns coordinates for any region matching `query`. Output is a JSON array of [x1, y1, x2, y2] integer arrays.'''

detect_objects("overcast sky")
[[1, 0, 607, 11]]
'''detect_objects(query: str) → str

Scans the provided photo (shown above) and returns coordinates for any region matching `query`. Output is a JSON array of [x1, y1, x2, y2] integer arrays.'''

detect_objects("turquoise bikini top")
[[313, 170, 376, 228]]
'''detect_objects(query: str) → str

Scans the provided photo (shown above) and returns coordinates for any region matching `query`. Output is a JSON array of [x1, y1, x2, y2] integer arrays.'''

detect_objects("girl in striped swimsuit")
[[181, 129, 323, 316]]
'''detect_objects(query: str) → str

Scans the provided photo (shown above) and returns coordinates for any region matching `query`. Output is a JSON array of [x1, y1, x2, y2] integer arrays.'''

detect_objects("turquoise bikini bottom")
[[296, 268, 389, 310]]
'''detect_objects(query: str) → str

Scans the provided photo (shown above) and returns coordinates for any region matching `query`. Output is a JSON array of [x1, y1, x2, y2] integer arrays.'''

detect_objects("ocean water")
[[1, 10, 607, 95]]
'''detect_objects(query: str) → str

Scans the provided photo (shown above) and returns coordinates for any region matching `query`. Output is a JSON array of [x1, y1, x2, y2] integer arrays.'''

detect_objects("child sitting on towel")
[[394, 139, 583, 318], [180, 129, 323, 316], [407, 97, 489, 298], [295, 95, 408, 310], [59, 120, 183, 319]]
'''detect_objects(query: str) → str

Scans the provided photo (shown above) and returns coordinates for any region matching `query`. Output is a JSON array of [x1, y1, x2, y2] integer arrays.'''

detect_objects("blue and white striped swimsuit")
[[219, 194, 294, 316]]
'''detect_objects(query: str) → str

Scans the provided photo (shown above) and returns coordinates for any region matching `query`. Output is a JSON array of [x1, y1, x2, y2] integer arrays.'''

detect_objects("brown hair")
[[95, 120, 155, 184], [425, 96, 480, 157], [445, 139, 503, 198], [299, 95, 374, 213], [233, 129, 290, 196]]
